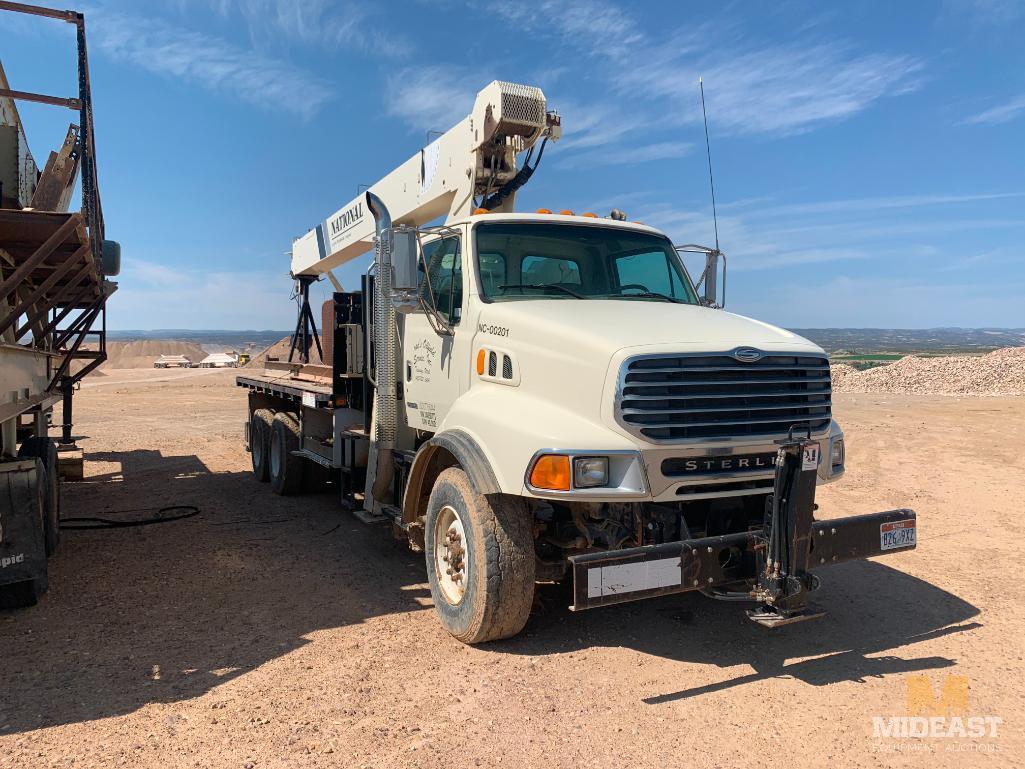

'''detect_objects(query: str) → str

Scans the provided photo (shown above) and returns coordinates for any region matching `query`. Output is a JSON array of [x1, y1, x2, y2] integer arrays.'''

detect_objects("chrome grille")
[[616, 352, 832, 442]]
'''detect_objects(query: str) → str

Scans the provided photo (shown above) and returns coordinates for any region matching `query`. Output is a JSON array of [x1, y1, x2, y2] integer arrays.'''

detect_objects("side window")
[[478, 252, 506, 296], [614, 251, 677, 296], [521, 255, 581, 285], [419, 236, 463, 324]]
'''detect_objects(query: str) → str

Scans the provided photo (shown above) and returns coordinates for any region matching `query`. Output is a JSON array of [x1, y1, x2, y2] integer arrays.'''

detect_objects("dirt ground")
[[1, 368, 1022, 768]]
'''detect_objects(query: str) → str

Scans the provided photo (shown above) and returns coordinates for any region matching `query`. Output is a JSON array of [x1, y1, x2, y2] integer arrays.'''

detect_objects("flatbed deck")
[[236, 372, 333, 409]]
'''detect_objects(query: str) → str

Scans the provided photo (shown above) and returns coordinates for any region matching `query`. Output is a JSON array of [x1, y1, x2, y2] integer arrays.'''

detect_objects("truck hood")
[[475, 300, 821, 357]]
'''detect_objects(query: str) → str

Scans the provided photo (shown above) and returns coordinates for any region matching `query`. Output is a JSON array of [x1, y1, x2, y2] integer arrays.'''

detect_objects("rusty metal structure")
[[1, 2, 118, 606], [0, 1, 116, 448]]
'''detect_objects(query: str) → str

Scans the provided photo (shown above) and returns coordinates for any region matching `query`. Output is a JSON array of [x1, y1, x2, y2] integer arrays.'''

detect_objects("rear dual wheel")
[[18, 437, 60, 556], [0, 459, 49, 609], [269, 412, 304, 496], [250, 409, 273, 482]]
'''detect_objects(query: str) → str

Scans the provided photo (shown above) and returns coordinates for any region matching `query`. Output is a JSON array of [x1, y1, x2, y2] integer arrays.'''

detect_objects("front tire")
[[424, 468, 534, 644]]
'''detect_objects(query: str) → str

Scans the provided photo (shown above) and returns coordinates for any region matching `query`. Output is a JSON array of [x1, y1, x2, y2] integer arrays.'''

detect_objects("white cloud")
[[384, 65, 483, 133], [735, 274, 1025, 328], [130, 260, 193, 287], [91, 8, 334, 119], [492, 0, 646, 60], [622, 44, 922, 136], [193, 0, 411, 59], [941, 0, 1025, 26], [964, 94, 1025, 125], [632, 191, 1019, 276], [553, 99, 641, 151], [114, 264, 296, 329], [741, 192, 1024, 218], [556, 141, 692, 169], [493, 1, 923, 137]]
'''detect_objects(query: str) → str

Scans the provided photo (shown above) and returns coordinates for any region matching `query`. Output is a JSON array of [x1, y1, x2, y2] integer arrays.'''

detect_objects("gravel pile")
[[831, 347, 1025, 396], [828, 363, 859, 389], [247, 335, 325, 367]]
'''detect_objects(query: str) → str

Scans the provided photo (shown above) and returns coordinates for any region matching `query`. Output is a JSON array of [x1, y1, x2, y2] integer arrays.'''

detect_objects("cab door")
[[402, 232, 468, 431]]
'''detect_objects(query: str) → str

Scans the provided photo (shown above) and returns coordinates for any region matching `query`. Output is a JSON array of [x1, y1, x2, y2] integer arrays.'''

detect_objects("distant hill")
[[108, 329, 291, 354], [106, 327, 1025, 358], [789, 328, 1025, 354]]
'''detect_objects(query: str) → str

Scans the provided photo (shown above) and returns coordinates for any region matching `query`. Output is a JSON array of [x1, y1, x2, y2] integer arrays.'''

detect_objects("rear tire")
[[269, 412, 304, 496], [424, 468, 534, 644], [250, 409, 273, 482], [0, 467, 48, 608], [18, 437, 60, 556]]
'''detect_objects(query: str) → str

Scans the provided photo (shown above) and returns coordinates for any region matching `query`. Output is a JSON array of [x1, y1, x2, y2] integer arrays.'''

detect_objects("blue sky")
[[2, 0, 1023, 330]]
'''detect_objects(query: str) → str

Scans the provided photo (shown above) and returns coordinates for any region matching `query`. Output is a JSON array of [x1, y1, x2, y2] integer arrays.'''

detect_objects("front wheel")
[[424, 468, 535, 644]]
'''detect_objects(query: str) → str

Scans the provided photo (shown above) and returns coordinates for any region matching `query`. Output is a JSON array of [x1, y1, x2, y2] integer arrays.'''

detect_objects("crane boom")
[[291, 80, 559, 277]]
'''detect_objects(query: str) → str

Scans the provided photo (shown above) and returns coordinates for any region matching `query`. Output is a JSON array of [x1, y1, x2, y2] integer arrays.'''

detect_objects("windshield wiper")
[[603, 291, 684, 304], [498, 283, 587, 299]]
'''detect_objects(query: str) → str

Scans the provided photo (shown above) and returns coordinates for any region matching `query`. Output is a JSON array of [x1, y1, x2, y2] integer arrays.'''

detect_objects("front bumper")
[[569, 507, 916, 612]]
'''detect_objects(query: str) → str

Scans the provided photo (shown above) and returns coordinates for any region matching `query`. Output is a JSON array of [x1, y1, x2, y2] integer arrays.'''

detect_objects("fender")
[[402, 429, 500, 525]]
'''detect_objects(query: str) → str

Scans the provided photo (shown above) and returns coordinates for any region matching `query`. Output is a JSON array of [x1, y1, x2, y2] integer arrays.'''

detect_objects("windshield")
[[475, 222, 699, 304]]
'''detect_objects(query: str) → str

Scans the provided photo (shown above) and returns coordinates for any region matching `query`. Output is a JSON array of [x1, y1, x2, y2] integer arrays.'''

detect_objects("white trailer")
[[154, 354, 193, 368], [238, 80, 917, 642]]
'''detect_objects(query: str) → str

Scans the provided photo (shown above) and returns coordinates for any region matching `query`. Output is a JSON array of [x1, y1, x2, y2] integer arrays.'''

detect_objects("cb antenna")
[[699, 77, 719, 252]]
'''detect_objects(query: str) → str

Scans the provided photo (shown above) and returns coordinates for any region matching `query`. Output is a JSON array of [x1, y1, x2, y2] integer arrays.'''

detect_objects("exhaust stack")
[[365, 191, 398, 506]]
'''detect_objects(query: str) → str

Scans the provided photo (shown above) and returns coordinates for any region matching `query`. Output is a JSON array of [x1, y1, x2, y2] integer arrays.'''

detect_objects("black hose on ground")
[[59, 505, 200, 530]]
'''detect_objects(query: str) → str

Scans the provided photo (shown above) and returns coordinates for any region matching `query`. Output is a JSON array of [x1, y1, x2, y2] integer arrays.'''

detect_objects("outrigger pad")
[[746, 603, 826, 628]]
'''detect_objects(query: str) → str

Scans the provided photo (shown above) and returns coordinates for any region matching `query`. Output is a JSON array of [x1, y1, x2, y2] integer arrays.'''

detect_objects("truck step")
[[352, 507, 392, 525], [746, 603, 826, 628]]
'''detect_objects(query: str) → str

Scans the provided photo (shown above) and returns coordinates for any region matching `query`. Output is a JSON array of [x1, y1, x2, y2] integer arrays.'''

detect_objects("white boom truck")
[[238, 81, 917, 643]]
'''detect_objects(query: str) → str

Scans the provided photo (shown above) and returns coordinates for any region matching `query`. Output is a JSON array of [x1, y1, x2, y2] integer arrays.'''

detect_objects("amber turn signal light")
[[529, 454, 571, 491], [476, 349, 486, 375]]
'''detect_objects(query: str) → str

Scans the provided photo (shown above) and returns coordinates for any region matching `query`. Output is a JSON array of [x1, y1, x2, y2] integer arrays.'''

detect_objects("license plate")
[[802, 442, 820, 470], [880, 519, 916, 550]]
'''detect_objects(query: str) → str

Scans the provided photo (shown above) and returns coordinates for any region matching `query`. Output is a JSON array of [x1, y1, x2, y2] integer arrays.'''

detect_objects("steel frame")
[[0, 2, 109, 445]]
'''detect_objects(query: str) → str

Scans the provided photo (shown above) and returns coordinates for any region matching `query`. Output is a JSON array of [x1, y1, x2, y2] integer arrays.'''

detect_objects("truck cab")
[[402, 212, 845, 502]]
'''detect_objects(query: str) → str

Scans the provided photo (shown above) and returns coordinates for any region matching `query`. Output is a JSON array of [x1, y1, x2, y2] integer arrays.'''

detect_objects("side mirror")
[[389, 226, 421, 314], [675, 245, 726, 308], [702, 250, 721, 308]]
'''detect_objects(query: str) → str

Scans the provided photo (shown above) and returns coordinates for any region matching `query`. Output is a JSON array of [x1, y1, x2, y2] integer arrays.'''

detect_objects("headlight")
[[830, 438, 845, 469], [573, 456, 609, 488]]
